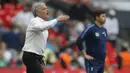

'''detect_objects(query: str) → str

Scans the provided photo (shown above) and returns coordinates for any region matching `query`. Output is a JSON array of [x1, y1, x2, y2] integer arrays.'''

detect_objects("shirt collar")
[[94, 23, 103, 28], [36, 16, 45, 21]]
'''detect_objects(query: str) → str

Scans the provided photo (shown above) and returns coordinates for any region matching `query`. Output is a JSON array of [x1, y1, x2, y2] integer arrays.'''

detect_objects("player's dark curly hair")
[[93, 8, 106, 20]]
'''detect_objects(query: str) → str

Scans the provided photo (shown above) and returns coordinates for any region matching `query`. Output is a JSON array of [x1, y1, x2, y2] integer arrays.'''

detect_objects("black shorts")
[[22, 51, 44, 73]]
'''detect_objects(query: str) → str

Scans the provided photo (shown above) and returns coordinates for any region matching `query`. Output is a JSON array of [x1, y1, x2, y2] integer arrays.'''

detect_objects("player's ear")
[[36, 11, 39, 17]]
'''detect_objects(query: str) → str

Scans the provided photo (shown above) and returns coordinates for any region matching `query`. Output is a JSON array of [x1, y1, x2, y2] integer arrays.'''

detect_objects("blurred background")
[[0, 0, 130, 73]]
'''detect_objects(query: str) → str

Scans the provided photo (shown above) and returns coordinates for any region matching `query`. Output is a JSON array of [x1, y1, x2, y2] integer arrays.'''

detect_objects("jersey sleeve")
[[76, 25, 94, 51]]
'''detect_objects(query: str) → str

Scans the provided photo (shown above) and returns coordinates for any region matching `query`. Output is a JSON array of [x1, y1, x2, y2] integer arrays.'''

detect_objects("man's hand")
[[56, 14, 70, 22], [41, 56, 46, 68], [81, 50, 95, 61], [84, 54, 94, 61]]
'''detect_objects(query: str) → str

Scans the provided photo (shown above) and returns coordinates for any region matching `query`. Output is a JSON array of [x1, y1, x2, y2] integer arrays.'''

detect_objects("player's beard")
[[101, 21, 105, 24], [99, 19, 106, 25]]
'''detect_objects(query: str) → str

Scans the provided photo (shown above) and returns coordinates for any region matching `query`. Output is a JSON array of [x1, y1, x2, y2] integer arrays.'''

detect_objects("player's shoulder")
[[86, 24, 96, 30], [28, 18, 38, 27], [29, 17, 40, 25], [102, 27, 107, 32], [85, 24, 96, 32], [30, 17, 37, 22]]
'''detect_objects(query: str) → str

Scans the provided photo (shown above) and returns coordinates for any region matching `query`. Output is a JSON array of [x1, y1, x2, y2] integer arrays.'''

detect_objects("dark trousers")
[[22, 51, 44, 73], [85, 60, 105, 73]]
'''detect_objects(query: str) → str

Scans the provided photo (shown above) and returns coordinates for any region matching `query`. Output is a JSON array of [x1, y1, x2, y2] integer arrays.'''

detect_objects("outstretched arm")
[[30, 15, 70, 32]]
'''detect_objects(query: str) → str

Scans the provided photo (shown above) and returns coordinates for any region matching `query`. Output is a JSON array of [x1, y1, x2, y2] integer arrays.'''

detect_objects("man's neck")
[[38, 16, 48, 20], [95, 21, 103, 27]]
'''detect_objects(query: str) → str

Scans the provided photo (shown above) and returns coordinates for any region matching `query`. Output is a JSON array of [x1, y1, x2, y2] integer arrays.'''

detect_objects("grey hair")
[[32, 2, 44, 17]]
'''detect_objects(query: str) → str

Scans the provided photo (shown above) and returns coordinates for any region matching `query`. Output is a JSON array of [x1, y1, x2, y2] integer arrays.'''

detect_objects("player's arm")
[[30, 15, 69, 32], [30, 19, 57, 31], [81, 50, 94, 60], [77, 25, 93, 51], [77, 25, 94, 60]]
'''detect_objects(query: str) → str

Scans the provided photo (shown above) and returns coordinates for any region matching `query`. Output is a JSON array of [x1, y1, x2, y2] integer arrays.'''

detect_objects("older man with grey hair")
[[22, 2, 69, 73]]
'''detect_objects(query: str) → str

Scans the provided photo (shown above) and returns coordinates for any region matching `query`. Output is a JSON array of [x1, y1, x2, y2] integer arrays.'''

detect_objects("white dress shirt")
[[22, 16, 57, 55]]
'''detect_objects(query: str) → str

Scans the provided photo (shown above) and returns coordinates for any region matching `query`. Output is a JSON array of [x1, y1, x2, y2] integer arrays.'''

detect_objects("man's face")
[[37, 3, 49, 19], [97, 13, 106, 24]]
